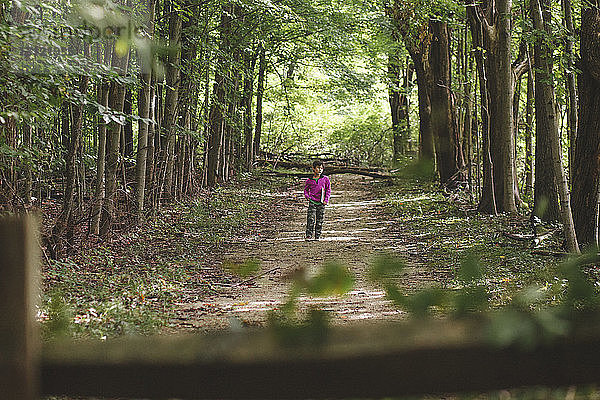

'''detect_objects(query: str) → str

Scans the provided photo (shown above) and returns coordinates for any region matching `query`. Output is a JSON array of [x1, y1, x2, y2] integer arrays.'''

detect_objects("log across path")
[[170, 174, 410, 331]]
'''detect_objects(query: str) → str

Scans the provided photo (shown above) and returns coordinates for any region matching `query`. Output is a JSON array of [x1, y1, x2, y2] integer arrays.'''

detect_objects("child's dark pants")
[[306, 202, 325, 238]]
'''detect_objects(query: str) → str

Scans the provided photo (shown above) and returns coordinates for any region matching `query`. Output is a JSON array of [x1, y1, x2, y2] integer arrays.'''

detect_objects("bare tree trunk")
[[253, 43, 266, 161], [467, 5, 496, 214], [100, 44, 130, 237], [410, 50, 434, 166], [531, 0, 579, 253], [524, 69, 534, 198], [91, 43, 112, 235], [207, 7, 231, 187], [225, 48, 242, 179], [389, 49, 403, 164], [572, 7, 600, 248], [429, 19, 465, 185], [201, 47, 212, 187], [50, 44, 90, 254], [468, 0, 516, 213], [161, 7, 182, 199], [243, 44, 258, 171], [562, 0, 577, 182], [22, 125, 32, 205], [464, 56, 474, 196], [123, 88, 134, 158], [134, 0, 155, 222]]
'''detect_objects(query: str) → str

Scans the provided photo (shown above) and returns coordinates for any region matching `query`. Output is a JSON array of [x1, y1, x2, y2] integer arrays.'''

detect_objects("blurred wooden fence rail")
[[2, 216, 600, 399]]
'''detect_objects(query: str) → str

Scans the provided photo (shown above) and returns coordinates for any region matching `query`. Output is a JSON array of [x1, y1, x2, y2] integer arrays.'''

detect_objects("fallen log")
[[258, 159, 386, 173], [263, 168, 393, 180]]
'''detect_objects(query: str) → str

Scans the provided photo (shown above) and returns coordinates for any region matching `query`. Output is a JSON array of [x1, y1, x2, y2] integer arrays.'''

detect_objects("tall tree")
[[91, 44, 112, 235], [531, 0, 560, 222], [134, 0, 156, 222], [387, 3, 435, 166], [572, 7, 600, 248], [100, 41, 130, 237], [562, 0, 577, 180], [207, 6, 231, 187], [467, 5, 495, 213], [49, 43, 90, 256], [531, 0, 579, 253], [468, 0, 517, 214], [429, 18, 465, 185], [161, 2, 182, 199], [243, 43, 258, 171], [253, 42, 266, 160]]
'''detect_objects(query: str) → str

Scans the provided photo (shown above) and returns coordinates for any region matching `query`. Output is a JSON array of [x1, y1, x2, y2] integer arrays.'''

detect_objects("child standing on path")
[[304, 160, 331, 240]]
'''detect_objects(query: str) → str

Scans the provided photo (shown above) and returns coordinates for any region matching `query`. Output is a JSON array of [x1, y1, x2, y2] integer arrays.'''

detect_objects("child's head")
[[312, 160, 324, 175]]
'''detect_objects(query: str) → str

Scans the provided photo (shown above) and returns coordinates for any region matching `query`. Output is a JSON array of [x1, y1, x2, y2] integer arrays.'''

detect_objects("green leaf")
[[457, 253, 482, 283], [405, 288, 447, 318], [306, 260, 354, 296], [454, 285, 489, 316], [368, 253, 404, 282]]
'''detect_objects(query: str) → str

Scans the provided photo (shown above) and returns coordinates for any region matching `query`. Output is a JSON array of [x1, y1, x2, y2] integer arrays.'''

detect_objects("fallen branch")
[[234, 266, 281, 287], [263, 169, 393, 180], [503, 232, 535, 241], [531, 249, 569, 257], [532, 229, 559, 248], [258, 159, 386, 173]]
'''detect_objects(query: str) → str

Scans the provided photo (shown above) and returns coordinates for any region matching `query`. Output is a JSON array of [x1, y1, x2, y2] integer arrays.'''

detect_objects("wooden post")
[[0, 216, 39, 399]]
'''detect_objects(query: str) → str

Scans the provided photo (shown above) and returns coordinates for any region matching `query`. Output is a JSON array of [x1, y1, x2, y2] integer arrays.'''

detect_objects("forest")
[[2, 0, 600, 396]]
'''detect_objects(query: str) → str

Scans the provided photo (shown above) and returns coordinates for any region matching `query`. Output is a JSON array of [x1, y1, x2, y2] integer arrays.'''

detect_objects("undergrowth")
[[40, 170, 296, 340], [374, 170, 600, 308]]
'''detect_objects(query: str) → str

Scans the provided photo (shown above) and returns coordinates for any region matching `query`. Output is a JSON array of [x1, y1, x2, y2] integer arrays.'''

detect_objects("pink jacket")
[[304, 176, 331, 204]]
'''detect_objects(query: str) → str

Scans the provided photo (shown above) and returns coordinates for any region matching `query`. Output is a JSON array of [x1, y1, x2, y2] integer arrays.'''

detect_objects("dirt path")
[[171, 174, 408, 331]]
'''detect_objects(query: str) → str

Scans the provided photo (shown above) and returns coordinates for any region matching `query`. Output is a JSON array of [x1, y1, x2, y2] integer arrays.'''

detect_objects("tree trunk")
[[562, 0, 577, 182], [464, 56, 474, 196], [253, 43, 266, 160], [207, 7, 231, 187], [225, 48, 242, 178], [491, 0, 517, 213], [180, 4, 199, 196], [100, 44, 130, 237], [468, 0, 516, 213], [134, 0, 155, 222], [123, 88, 134, 159], [410, 49, 434, 166], [467, 5, 496, 214], [388, 50, 404, 164], [146, 75, 157, 208], [531, 0, 560, 222], [243, 44, 258, 171], [51, 44, 90, 255], [161, 7, 182, 199], [429, 19, 465, 185], [572, 7, 600, 248], [531, 0, 579, 253], [524, 69, 534, 198], [22, 125, 32, 205]]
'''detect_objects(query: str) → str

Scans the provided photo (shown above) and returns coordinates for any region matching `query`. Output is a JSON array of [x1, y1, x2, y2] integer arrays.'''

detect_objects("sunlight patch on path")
[[270, 235, 367, 242], [329, 200, 381, 209]]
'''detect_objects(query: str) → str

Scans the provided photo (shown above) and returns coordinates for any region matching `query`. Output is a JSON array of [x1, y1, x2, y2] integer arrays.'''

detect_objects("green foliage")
[[41, 291, 73, 339], [268, 260, 354, 345], [366, 248, 600, 348], [368, 252, 488, 318]]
